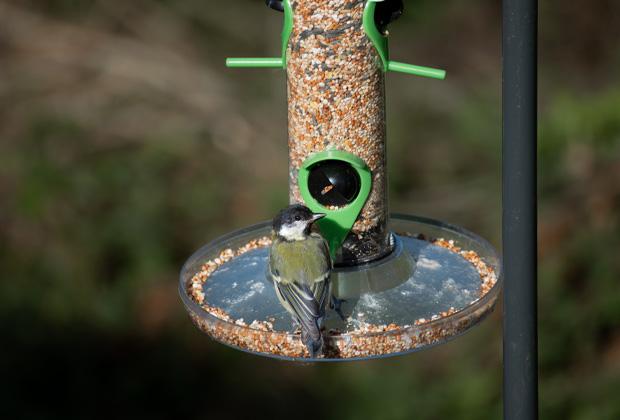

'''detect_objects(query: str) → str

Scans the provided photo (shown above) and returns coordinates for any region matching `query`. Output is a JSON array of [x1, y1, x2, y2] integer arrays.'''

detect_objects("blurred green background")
[[1, 0, 619, 418]]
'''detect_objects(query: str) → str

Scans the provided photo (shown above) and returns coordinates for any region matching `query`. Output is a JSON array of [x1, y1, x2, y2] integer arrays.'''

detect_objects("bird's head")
[[273, 204, 326, 241]]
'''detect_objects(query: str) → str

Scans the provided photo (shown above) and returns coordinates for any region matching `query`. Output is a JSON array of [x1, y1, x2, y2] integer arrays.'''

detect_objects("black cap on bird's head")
[[273, 204, 326, 240]]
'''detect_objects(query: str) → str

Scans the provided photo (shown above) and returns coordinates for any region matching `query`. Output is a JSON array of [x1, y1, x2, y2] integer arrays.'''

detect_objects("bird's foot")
[[331, 296, 347, 321]]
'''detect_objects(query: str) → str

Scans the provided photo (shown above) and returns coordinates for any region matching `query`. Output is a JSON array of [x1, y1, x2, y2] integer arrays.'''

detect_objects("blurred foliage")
[[0, 0, 619, 419]]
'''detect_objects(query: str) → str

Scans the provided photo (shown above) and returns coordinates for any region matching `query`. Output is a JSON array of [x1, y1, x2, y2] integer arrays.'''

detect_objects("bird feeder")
[[179, 0, 502, 361]]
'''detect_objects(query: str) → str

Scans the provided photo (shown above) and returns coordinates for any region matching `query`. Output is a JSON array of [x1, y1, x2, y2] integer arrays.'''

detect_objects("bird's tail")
[[274, 280, 327, 357], [300, 319, 323, 358]]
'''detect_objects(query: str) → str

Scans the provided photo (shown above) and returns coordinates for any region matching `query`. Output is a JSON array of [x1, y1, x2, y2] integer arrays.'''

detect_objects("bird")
[[269, 204, 332, 357]]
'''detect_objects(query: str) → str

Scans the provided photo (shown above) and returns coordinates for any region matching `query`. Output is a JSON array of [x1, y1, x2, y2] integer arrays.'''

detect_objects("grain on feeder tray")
[[186, 234, 499, 359]]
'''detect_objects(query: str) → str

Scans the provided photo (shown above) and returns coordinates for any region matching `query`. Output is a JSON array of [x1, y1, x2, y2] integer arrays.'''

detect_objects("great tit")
[[269, 204, 332, 357]]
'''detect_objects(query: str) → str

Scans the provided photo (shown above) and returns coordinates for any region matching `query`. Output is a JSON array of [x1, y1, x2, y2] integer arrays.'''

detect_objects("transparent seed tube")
[[287, 0, 392, 265]]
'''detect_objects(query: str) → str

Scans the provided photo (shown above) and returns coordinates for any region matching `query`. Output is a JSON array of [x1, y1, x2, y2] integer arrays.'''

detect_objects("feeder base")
[[179, 215, 502, 362]]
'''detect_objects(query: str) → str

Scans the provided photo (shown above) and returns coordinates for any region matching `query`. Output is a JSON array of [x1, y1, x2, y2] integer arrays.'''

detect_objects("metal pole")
[[502, 0, 538, 418]]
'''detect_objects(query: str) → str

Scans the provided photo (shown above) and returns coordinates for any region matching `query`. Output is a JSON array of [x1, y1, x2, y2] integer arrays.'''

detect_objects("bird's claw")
[[331, 296, 347, 321]]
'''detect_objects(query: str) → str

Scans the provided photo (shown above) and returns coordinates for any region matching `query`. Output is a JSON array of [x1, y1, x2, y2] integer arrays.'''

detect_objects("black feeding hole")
[[308, 160, 361, 207]]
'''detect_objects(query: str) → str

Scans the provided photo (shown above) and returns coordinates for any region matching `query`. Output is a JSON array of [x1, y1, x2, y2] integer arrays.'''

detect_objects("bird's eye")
[[294, 215, 301, 221]]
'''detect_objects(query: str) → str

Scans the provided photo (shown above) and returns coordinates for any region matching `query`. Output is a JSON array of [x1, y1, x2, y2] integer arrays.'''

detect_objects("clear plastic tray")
[[179, 214, 502, 362]]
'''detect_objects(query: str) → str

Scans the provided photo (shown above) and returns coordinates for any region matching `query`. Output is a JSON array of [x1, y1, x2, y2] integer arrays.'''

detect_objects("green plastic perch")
[[387, 61, 446, 79], [226, 57, 445, 80], [226, 58, 283, 68], [298, 150, 373, 259]]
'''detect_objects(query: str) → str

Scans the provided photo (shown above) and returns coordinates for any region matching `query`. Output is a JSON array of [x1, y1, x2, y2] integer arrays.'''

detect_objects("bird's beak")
[[311, 213, 326, 222]]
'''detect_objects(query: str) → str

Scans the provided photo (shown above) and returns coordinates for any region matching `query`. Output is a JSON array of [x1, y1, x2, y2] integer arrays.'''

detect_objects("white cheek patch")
[[280, 221, 307, 240]]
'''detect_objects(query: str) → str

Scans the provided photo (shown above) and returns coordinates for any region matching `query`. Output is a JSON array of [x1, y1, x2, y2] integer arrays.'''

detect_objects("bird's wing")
[[269, 236, 331, 327], [275, 280, 321, 331], [310, 272, 330, 317]]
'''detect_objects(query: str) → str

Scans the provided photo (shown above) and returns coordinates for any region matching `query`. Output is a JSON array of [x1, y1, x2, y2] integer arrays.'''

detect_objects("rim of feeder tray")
[[179, 214, 503, 362]]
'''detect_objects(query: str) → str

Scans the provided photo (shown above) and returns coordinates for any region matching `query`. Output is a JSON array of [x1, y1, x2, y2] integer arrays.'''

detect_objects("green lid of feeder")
[[225, 0, 446, 80]]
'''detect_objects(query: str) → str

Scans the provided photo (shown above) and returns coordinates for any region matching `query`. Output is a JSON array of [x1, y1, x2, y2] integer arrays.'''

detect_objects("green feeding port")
[[387, 61, 446, 79], [298, 150, 372, 259]]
